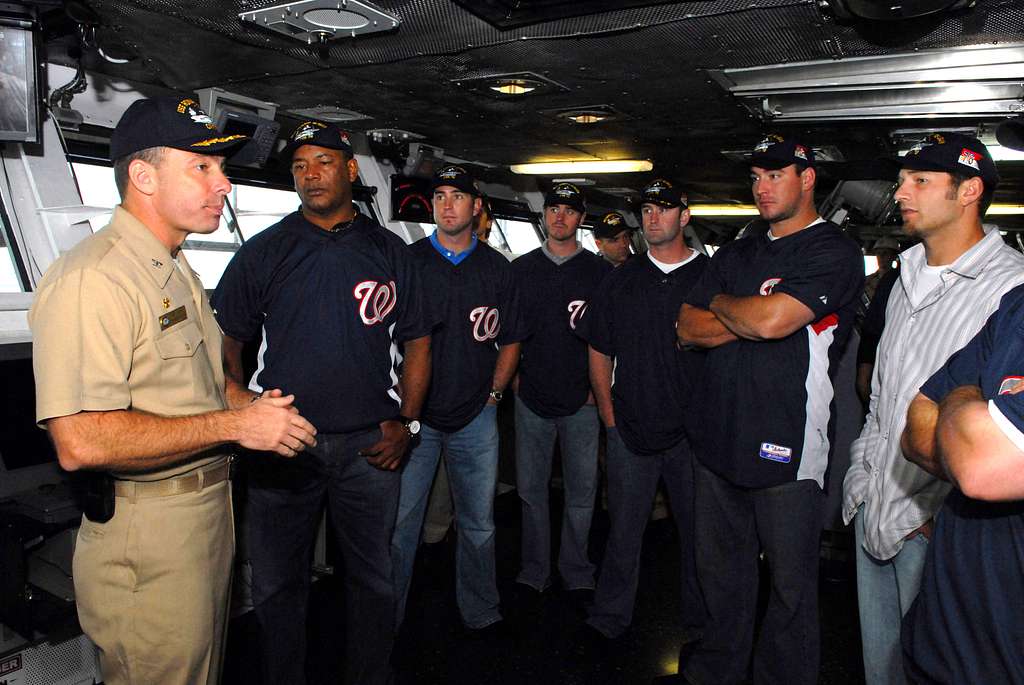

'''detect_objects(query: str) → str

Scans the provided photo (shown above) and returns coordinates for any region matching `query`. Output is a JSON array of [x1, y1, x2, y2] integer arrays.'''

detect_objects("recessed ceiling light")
[[453, 72, 569, 99], [511, 160, 653, 175], [541, 104, 629, 125], [490, 80, 537, 96], [240, 0, 400, 44], [567, 113, 605, 124], [289, 105, 371, 122]]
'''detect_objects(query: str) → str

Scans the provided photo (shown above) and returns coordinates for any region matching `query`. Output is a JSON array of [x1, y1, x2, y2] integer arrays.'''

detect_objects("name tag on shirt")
[[159, 306, 188, 331], [759, 442, 792, 463]]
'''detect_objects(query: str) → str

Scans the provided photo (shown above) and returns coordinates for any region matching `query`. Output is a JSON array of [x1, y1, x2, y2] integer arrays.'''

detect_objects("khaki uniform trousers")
[[73, 478, 233, 685]]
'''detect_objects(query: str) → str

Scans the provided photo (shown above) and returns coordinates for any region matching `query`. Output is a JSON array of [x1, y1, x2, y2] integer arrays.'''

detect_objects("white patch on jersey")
[[353, 280, 397, 326], [567, 300, 587, 330], [469, 306, 500, 341]]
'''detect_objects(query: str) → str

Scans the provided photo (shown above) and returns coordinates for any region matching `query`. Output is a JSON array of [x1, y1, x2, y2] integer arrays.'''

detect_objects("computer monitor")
[[0, 343, 59, 497], [0, 25, 40, 143]]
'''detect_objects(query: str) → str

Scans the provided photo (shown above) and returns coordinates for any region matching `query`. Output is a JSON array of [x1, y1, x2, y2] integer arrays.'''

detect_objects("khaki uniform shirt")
[[30, 206, 227, 481]]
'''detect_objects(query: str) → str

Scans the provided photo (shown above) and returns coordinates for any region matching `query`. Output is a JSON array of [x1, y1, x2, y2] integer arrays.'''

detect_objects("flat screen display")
[[0, 26, 38, 143], [0, 355, 57, 471]]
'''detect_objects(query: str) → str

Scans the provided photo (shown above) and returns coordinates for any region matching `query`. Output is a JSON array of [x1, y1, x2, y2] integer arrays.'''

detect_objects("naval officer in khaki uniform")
[[29, 96, 318, 685]]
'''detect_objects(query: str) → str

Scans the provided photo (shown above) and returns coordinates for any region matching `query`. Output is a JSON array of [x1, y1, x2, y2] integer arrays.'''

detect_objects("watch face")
[[407, 419, 421, 435]]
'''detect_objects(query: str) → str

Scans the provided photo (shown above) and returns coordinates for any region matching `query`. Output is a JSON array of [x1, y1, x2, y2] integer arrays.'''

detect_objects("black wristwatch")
[[398, 415, 421, 436], [489, 389, 504, 403]]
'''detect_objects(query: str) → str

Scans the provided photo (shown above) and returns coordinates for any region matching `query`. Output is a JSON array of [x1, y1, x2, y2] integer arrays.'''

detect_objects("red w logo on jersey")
[[353, 280, 397, 325], [567, 300, 587, 330], [469, 306, 500, 341]]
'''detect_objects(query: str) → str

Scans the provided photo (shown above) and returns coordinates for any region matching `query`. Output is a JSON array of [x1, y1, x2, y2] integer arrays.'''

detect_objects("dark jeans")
[[684, 463, 825, 685], [245, 429, 399, 685], [586, 428, 704, 641]]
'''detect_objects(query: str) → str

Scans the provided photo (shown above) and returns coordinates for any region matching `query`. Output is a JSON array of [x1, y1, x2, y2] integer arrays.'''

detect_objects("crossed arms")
[[677, 292, 816, 349], [903, 387, 1024, 502]]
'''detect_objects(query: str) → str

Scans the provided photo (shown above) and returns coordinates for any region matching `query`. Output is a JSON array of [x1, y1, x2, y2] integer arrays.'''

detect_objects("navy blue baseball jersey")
[[411, 237, 526, 432], [903, 284, 1024, 685], [684, 220, 863, 489], [211, 211, 433, 433], [578, 252, 708, 456], [513, 248, 612, 418]]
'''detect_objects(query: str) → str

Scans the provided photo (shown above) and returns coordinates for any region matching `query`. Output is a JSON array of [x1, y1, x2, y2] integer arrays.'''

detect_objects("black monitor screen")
[[0, 356, 57, 470]]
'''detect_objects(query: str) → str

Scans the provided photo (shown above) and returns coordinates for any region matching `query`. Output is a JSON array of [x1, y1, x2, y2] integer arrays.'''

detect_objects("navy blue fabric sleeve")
[[211, 238, 266, 342], [511, 255, 537, 342], [857, 267, 900, 366], [576, 271, 616, 356], [496, 259, 527, 345], [684, 245, 729, 310], [993, 391, 1024, 436], [391, 237, 436, 343], [771, 234, 863, 320], [920, 312, 995, 402]]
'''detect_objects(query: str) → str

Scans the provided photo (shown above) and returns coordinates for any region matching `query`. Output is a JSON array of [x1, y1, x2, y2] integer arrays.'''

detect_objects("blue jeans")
[[854, 505, 929, 685], [586, 427, 704, 640], [684, 462, 824, 685], [244, 428, 398, 685], [515, 396, 599, 591], [392, 405, 501, 629]]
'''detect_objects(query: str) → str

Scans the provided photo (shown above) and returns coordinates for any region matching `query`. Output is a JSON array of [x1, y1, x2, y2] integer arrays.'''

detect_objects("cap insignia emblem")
[[957, 148, 981, 171]]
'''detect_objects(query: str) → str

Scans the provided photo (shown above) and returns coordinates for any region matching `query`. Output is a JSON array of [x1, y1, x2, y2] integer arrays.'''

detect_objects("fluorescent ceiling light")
[[510, 160, 653, 174], [898, 144, 1024, 161], [988, 205, 1024, 215], [709, 43, 1024, 121], [988, 145, 1024, 162], [689, 204, 760, 216]]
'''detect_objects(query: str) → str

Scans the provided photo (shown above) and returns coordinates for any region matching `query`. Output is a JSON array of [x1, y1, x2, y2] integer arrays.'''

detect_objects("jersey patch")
[[353, 280, 397, 326], [759, 442, 793, 463], [998, 376, 1024, 395], [469, 306, 500, 341], [567, 299, 587, 330], [759, 277, 782, 296]]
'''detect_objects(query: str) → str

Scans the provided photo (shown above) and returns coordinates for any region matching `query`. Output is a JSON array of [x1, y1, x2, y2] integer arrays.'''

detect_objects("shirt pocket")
[[155, 320, 203, 360]]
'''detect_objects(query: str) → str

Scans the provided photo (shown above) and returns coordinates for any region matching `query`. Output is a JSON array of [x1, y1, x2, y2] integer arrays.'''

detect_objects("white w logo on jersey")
[[469, 306, 500, 341], [567, 300, 587, 330], [353, 280, 397, 326]]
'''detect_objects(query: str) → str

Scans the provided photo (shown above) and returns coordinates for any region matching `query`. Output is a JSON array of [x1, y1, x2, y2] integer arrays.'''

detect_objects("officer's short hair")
[[113, 146, 166, 199]]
